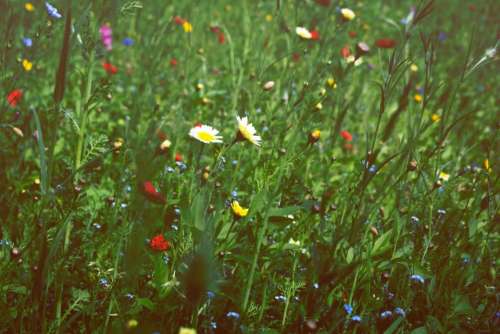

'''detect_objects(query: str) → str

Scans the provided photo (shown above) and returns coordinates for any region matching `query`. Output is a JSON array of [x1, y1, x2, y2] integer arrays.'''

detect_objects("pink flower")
[[99, 24, 113, 51]]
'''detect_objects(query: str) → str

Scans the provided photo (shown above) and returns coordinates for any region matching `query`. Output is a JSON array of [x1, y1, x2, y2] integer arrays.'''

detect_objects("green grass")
[[0, 0, 498, 333]]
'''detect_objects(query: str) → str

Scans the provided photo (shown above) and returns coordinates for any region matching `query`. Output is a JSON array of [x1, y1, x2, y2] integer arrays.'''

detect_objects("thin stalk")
[[75, 51, 95, 171]]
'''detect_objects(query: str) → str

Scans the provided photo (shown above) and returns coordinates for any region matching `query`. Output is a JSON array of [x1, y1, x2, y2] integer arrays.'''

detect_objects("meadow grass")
[[0, 0, 498, 333]]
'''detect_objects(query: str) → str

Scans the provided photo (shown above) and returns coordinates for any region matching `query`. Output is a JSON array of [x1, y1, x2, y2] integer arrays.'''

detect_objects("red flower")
[[340, 45, 351, 58], [210, 26, 220, 34], [7, 89, 23, 107], [292, 52, 301, 62], [310, 30, 320, 40], [315, 0, 331, 6], [348, 31, 357, 38], [150, 234, 170, 252], [170, 58, 178, 67], [340, 130, 353, 142], [102, 62, 118, 75], [174, 16, 186, 25], [175, 153, 183, 162], [140, 181, 166, 204], [218, 32, 225, 44], [375, 38, 397, 49]]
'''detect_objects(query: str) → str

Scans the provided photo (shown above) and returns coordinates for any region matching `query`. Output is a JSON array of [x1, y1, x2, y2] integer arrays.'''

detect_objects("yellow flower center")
[[239, 124, 252, 142], [197, 131, 215, 142]]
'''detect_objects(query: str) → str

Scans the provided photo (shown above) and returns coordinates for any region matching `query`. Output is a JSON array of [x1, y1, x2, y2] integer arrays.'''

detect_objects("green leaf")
[[372, 229, 392, 257], [384, 317, 403, 334], [346, 247, 354, 264], [410, 327, 427, 334], [135, 297, 155, 311]]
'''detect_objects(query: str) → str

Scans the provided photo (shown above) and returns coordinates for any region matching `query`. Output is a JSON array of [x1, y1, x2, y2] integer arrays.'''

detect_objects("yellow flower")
[[236, 116, 261, 146], [431, 114, 440, 122], [340, 8, 356, 21], [179, 328, 197, 334], [22, 59, 33, 71], [231, 201, 249, 218], [126, 319, 138, 329], [314, 102, 323, 111], [438, 171, 450, 182], [182, 21, 193, 33], [113, 138, 124, 149], [309, 129, 321, 144], [414, 94, 423, 103], [189, 124, 223, 144], [25, 2, 34, 11], [326, 78, 337, 89], [265, 14, 273, 22], [295, 27, 312, 39], [483, 159, 491, 172], [410, 64, 418, 72]]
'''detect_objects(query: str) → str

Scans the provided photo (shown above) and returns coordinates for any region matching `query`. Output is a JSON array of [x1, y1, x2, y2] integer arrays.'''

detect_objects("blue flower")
[[410, 274, 425, 284], [368, 165, 377, 174], [380, 310, 392, 319], [207, 291, 215, 299], [226, 311, 240, 319], [22, 37, 33, 47], [122, 37, 134, 46], [99, 278, 109, 287], [210, 321, 217, 329], [231, 190, 238, 199], [45, 2, 62, 19], [438, 31, 447, 42], [351, 315, 361, 323], [343, 303, 353, 315], [394, 307, 406, 317]]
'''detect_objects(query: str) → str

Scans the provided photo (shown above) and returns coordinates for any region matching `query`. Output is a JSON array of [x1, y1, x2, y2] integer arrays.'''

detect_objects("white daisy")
[[295, 27, 312, 39], [236, 116, 261, 146], [189, 124, 223, 144]]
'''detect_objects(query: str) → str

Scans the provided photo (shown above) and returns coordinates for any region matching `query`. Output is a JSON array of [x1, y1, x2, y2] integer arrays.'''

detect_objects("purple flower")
[[45, 2, 62, 19], [22, 37, 33, 47], [226, 311, 240, 319], [122, 37, 134, 46], [380, 310, 392, 319], [343, 303, 353, 315], [351, 315, 362, 323], [394, 307, 406, 317], [410, 274, 425, 284], [99, 24, 113, 51], [438, 32, 447, 42]]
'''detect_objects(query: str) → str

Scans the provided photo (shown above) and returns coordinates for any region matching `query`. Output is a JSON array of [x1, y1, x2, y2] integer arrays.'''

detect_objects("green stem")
[[242, 214, 269, 312], [75, 51, 95, 172]]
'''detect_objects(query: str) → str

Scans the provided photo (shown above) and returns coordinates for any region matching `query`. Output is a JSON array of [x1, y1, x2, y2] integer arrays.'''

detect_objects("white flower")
[[236, 116, 261, 146], [189, 124, 223, 144], [295, 27, 312, 39]]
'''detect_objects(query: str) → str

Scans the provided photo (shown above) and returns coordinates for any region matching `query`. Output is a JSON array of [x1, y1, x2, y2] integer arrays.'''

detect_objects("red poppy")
[[315, 0, 331, 6], [140, 181, 166, 204], [348, 31, 357, 38], [7, 89, 23, 107], [340, 130, 353, 141], [340, 45, 351, 58], [375, 38, 397, 49], [218, 32, 225, 44], [170, 58, 178, 67], [150, 234, 170, 251], [210, 26, 220, 34], [310, 30, 320, 40], [175, 153, 183, 162], [173, 16, 186, 25], [102, 62, 118, 74]]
